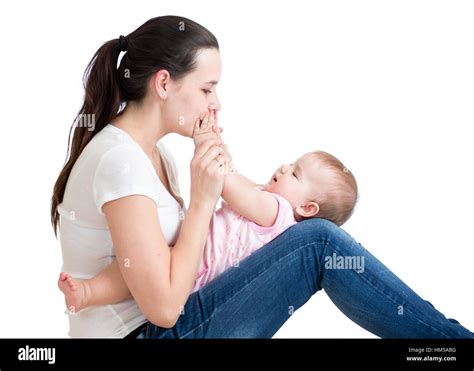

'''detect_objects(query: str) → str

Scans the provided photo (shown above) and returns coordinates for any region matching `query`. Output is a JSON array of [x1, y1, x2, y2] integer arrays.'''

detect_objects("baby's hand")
[[193, 111, 235, 173], [193, 110, 219, 147]]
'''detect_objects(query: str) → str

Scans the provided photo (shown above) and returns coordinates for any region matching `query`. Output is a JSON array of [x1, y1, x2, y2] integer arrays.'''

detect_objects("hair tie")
[[118, 35, 128, 52]]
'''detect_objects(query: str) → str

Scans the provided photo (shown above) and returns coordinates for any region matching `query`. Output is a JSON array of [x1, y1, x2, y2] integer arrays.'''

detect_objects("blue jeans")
[[138, 218, 473, 338]]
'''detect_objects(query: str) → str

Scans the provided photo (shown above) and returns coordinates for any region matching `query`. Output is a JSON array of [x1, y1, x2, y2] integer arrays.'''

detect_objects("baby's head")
[[263, 151, 358, 226]]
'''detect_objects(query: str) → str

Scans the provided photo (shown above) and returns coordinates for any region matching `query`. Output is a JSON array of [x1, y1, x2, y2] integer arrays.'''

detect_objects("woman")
[[51, 15, 472, 338]]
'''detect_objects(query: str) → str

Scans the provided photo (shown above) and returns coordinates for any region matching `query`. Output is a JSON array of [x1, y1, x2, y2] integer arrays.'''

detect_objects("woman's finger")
[[194, 138, 222, 158], [199, 146, 226, 169], [215, 154, 227, 166], [216, 143, 232, 163], [207, 156, 224, 173]]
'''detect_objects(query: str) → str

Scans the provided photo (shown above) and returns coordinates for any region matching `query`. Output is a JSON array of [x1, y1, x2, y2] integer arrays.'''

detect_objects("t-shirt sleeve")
[[93, 144, 159, 215], [248, 191, 297, 234]]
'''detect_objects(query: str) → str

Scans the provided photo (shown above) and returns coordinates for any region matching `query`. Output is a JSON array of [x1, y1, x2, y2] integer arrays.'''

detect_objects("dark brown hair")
[[51, 16, 219, 235]]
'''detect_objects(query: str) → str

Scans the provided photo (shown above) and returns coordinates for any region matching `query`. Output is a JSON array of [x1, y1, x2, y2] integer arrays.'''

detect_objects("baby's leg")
[[57, 260, 131, 314]]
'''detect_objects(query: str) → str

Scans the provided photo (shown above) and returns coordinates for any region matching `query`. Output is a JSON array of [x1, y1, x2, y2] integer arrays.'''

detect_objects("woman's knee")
[[282, 218, 359, 256], [288, 217, 344, 241]]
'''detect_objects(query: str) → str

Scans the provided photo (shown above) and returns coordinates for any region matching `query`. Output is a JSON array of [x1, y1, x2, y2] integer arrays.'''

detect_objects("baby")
[[58, 112, 358, 315]]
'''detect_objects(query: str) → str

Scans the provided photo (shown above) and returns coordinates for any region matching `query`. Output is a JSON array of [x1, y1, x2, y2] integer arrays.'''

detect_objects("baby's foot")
[[57, 272, 87, 314], [193, 111, 218, 146]]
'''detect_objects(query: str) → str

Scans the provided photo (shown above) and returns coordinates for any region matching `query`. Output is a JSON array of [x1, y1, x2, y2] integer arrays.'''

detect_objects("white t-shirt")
[[58, 124, 184, 338]]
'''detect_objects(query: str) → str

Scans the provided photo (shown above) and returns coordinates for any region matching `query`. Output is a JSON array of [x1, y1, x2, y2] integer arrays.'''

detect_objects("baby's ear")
[[295, 202, 320, 219]]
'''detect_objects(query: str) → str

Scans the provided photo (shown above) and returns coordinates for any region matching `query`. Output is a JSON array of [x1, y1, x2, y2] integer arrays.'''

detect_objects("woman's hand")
[[190, 137, 230, 209]]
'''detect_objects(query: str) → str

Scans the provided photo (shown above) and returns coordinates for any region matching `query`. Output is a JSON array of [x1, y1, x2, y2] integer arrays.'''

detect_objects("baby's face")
[[263, 153, 325, 210]]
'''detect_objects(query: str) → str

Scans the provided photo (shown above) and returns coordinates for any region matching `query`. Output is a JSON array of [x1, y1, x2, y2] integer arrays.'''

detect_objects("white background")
[[0, 0, 473, 338]]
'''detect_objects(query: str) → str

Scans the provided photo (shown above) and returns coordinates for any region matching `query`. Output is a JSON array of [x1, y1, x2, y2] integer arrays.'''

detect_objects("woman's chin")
[[174, 125, 194, 139]]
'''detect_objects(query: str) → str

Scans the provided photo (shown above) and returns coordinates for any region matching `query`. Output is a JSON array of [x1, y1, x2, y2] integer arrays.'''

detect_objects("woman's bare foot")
[[57, 272, 88, 314]]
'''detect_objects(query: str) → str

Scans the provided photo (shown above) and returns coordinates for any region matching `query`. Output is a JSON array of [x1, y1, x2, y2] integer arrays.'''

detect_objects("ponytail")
[[50, 37, 123, 235]]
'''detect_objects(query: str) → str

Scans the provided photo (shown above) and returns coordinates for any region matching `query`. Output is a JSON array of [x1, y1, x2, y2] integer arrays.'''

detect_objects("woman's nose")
[[209, 96, 221, 112]]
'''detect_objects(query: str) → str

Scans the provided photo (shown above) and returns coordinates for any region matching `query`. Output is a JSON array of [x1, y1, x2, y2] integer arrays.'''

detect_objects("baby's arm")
[[193, 112, 279, 227], [58, 259, 131, 313], [221, 173, 278, 227]]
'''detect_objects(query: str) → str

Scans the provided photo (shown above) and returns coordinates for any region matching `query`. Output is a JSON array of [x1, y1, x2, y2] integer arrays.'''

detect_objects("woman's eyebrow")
[[205, 80, 219, 85]]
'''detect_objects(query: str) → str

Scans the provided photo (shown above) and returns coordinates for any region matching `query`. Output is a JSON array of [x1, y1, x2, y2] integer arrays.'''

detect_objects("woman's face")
[[163, 48, 222, 137]]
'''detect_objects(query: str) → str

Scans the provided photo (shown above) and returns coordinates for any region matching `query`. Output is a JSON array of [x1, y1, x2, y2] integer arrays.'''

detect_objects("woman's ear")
[[153, 69, 170, 99], [295, 201, 320, 219]]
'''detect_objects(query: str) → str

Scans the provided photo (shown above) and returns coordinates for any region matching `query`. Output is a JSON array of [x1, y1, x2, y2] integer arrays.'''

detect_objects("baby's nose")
[[280, 164, 290, 173]]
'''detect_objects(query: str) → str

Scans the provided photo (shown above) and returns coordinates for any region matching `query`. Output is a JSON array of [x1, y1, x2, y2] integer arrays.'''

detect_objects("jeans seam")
[[179, 241, 318, 338]]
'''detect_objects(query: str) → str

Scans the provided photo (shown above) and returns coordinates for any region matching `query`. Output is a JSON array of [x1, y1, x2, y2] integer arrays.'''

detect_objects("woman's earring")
[[160, 91, 167, 99]]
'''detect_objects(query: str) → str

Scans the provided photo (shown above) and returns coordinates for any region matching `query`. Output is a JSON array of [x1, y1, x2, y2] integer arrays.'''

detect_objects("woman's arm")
[[58, 195, 218, 316], [99, 138, 227, 328], [103, 195, 214, 327]]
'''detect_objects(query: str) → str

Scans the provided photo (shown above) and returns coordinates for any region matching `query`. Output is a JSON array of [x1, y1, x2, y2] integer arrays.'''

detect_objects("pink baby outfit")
[[192, 190, 297, 292]]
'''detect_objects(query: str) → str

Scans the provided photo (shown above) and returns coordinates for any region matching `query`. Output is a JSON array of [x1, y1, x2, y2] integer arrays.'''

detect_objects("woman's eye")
[[202, 89, 212, 94]]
